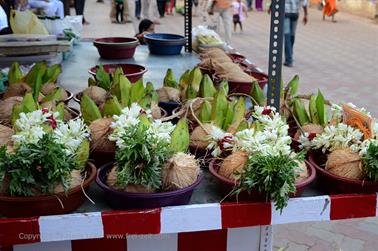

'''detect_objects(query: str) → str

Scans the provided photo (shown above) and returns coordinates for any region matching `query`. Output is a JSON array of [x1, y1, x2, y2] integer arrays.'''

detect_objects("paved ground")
[[78, 1, 378, 250]]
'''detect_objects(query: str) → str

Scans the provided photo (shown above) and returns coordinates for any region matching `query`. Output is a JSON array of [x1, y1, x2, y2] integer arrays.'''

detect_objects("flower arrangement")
[[210, 106, 308, 211], [300, 103, 378, 181], [0, 109, 90, 196], [105, 103, 200, 193]]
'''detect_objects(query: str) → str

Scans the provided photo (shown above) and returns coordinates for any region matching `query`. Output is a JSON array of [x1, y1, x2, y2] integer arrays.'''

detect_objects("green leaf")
[[170, 118, 189, 153], [75, 139, 90, 170], [119, 75, 132, 107], [95, 65, 111, 90], [56, 102, 65, 120], [316, 90, 327, 126], [8, 62, 23, 84], [33, 69, 43, 102], [287, 75, 299, 97], [130, 78, 144, 104], [218, 80, 229, 96], [42, 88, 62, 103], [11, 104, 22, 127], [250, 81, 266, 106], [80, 95, 102, 124], [24, 62, 47, 87], [21, 92, 38, 114], [362, 142, 378, 182], [42, 64, 62, 84]]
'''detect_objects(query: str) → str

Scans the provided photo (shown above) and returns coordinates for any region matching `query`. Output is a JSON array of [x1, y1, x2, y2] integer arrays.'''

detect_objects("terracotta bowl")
[[0, 162, 97, 217], [208, 158, 316, 201], [93, 37, 139, 59], [308, 152, 378, 194], [89, 64, 147, 83]]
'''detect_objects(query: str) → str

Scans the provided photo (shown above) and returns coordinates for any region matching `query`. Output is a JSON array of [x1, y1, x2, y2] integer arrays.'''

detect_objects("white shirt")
[[285, 0, 308, 14], [0, 6, 8, 31]]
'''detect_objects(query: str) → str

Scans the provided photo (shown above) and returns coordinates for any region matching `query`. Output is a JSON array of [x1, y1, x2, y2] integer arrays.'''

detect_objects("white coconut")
[[219, 151, 248, 181], [326, 148, 363, 180], [161, 152, 200, 191], [89, 118, 116, 153]]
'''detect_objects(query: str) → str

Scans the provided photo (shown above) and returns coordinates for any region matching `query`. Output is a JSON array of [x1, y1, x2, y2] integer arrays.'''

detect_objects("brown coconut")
[[41, 83, 57, 95], [326, 149, 363, 180], [190, 124, 213, 149], [64, 108, 73, 121], [57, 87, 68, 101], [294, 124, 324, 141], [89, 118, 116, 153], [50, 170, 83, 194], [219, 151, 249, 181], [3, 83, 31, 99], [0, 96, 23, 123], [157, 87, 180, 102], [161, 152, 200, 191], [83, 86, 107, 106], [106, 166, 155, 193], [295, 161, 309, 183], [0, 124, 13, 146], [151, 102, 162, 119]]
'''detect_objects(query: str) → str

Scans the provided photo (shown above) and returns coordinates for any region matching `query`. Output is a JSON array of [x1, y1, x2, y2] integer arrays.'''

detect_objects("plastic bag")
[[9, 9, 48, 34]]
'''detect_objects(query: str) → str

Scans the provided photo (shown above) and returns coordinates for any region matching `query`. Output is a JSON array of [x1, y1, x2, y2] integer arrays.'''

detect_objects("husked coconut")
[[106, 166, 155, 193], [294, 124, 324, 140], [41, 83, 57, 95], [326, 148, 363, 180], [89, 118, 116, 153], [64, 108, 73, 121], [3, 83, 31, 99], [157, 87, 180, 102], [57, 87, 68, 101], [219, 151, 248, 181], [0, 96, 23, 123], [0, 124, 13, 146], [190, 124, 213, 149], [161, 152, 200, 190], [51, 170, 83, 194], [151, 102, 162, 119], [83, 86, 107, 106], [295, 161, 309, 183]]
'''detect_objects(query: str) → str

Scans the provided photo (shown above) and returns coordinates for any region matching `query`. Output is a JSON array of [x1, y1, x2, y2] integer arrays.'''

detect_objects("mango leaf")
[[8, 62, 23, 84], [119, 75, 132, 107], [95, 65, 111, 90], [130, 78, 144, 104], [33, 70, 43, 102], [287, 75, 299, 97], [42, 64, 62, 84], [316, 90, 327, 126], [21, 92, 38, 113], [24, 61, 47, 87], [56, 102, 65, 120]]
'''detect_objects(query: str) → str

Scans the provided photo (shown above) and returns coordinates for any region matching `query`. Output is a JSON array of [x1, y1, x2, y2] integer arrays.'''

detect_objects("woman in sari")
[[323, 0, 337, 22]]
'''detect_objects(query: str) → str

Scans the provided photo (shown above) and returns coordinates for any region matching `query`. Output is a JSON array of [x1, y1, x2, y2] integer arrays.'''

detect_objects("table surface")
[[57, 42, 324, 215]]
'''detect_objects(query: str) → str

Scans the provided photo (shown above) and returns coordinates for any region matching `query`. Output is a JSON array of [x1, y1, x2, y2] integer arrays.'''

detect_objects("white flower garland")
[[109, 103, 175, 150], [11, 109, 89, 155]]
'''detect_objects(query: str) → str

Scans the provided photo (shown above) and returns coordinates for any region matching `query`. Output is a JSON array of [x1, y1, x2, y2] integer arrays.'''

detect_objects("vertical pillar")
[[184, 0, 193, 53], [267, 0, 285, 110]]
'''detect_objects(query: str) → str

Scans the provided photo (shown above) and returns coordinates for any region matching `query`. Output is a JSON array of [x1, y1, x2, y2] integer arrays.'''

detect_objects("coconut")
[[50, 170, 83, 194], [0, 96, 23, 123], [3, 83, 31, 99], [151, 102, 162, 119], [161, 152, 200, 191], [64, 108, 73, 121], [326, 148, 363, 180], [89, 118, 116, 153], [0, 124, 13, 146], [190, 124, 213, 149], [41, 83, 57, 95], [106, 166, 155, 193], [157, 87, 180, 102], [295, 161, 309, 183], [83, 86, 107, 106], [40, 101, 56, 111], [294, 124, 324, 140], [219, 151, 248, 181]]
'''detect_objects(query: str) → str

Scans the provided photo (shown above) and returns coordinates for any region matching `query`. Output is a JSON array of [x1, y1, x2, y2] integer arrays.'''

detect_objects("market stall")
[[1, 1, 378, 251]]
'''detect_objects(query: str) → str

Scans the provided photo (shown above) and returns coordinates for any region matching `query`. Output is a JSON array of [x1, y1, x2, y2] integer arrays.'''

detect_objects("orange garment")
[[215, 0, 232, 9], [323, 0, 337, 17]]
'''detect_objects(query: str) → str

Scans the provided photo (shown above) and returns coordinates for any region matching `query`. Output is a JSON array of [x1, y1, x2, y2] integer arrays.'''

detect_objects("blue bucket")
[[144, 33, 186, 55]]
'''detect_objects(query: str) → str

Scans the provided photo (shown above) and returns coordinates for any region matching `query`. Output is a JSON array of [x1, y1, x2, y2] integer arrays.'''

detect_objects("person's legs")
[[246, 0, 252, 10], [239, 21, 242, 32], [55, 0, 64, 18], [141, 0, 150, 19], [135, 0, 141, 18], [220, 8, 232, 44], [233, 21, 237, 32], [283, 16, 293, 66], [290, 14, 298, 60]]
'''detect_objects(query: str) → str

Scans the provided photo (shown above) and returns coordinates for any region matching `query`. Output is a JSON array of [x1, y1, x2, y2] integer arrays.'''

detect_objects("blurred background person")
[[135, 18, 154, 44], [156, 0, 166, 17], [165, 0, 175, 15], [232, 0, 247, 32], [135, 0, 141, 19], [74, 0, 89, 24], [255, 0, 263, 11], [246, 0, 252, 11], [208, 0, 232, 44], [323, 0, 337, 22], [142, 0, 160, 23], [28, 0, 64, 18]]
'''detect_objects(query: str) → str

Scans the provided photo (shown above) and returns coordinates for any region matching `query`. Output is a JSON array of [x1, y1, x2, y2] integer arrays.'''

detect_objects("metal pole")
[[267, 0, 285, 110], [184, 0, 193, 53]]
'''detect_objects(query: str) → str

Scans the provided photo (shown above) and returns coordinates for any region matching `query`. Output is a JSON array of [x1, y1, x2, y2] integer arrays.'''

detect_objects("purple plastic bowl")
[[93, 37, 139, 59], [89, 64, 147, 83], [96, 162, 204, 210]]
